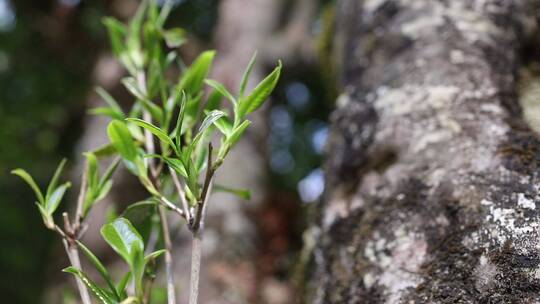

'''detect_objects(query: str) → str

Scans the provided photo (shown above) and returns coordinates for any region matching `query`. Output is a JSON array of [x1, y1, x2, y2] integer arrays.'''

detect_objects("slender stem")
[[63, 212, 72, 235], [141, 105, 179, 304], [158, 205, 176, 304], [169, 168, 191, 223], [189, 231, 202, 304], [54, 224, 67, 239], [56, 162, 92, 304], [159, 195, 187, 219], [63, 239, 92, 304], [199, 182, 213, 232], [188, 178, 213, 304], [74, 163, 88, 231], [142, 277, 155, 304], [188, 143, 216, 303], [192, 143, 214, 232]]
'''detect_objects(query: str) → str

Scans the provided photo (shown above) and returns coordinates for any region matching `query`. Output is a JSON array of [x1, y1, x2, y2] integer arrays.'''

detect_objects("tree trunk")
[[309, 0, 540, 303]]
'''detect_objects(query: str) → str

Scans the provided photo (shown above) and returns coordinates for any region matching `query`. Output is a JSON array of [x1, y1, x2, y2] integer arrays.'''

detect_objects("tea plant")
[[12, 1, 281, 303]]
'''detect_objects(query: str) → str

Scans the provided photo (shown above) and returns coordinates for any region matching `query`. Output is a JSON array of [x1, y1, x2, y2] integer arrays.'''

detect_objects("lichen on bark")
[[308, 0, 540, 303]]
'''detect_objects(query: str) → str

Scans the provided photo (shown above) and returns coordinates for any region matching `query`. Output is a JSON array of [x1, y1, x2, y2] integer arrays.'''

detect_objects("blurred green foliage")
[[0, 1, 106, 302]]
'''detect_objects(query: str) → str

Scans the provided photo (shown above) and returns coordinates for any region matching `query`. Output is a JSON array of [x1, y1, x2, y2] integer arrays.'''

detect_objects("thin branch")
[[199, 181, 213, 232], [54, 224, 67, 239], [192, 143, 214, 232], [141, 104, 179, 304], [62, 238, 92, 304], [55, 163, 92, 304], [159, 195, 187, 220], [73, 163, 88, 231], [142, 276, 155, 304], [158, 205, 176, 304], [169, 167, 191, 223], [63, 212, 73, 237], [188, 231, 202, 304], [188, 144, 215, 304]]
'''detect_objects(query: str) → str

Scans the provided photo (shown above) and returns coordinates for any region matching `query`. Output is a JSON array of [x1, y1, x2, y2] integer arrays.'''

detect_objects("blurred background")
[[0, 0, 337, 303]]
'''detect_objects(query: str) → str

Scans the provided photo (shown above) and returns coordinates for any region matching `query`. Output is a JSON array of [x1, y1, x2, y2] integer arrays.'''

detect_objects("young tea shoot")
[[12, 0, 281, 303]]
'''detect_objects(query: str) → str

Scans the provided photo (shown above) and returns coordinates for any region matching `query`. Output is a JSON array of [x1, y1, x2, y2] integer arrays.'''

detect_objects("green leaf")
[[35, 202, 54, 229], [204, 79, 236, 105], [102, 17, 127, 58], [127, 121, 145, 142], [85, 153, 99, 191], [146, 58, 162, 99], [239, 51, 257, 97], [122, 77, 146, 101], [126, 0, 147, 62], [122, 77, 164, 121], [227, 120, 251, 148], [178, 50, 216, 96], [144, 249, 166, 263], [164, 87, 184, 129], [107, 121, 138, 162], [157, 0, 173, 27], [198, 110, 227, 135], [105, 204, 118, 224], [214, 116, 233, 136], [46, 182, 71, 216], [195, 143, 208, 174], [76, 241, 120, 300], [174, 90, 187, 150], [163, 28, 186, 48], [126, 118, 177, 154], [95, 180, 113, 202], [122, 159, 140, 178], [131, 246, 145, 298], [101, 218, 146, 295], [214, 184, 251, 200], [187, 110, 226, 157], [130, 0, 146, 37], [119, 200, 156, 245], [95, 87, 124, 116], [116, 271, 131, 299], [121, 200, 157, 216], [147, 0, 159, 23], [89, 107, 125, 120], [186, 160, 200, 199], [90, 143, 118, 158], [101, 218, 144, 267], [219, 120, 251, 160], [99, 158, 121, 190], [63, 267, 118, 304], [238, 61, 282, 117], [11, 169, 45, 205], [145, 154, 187, 177], [46, 158, 67, 202]]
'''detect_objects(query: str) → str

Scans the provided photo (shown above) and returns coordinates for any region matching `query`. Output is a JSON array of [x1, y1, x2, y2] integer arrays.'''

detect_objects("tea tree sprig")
[[13, 0, 281, 303]]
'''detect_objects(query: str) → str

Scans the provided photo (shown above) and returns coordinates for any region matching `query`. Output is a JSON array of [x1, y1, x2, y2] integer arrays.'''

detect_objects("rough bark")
[[309, 0, 540, 303]]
